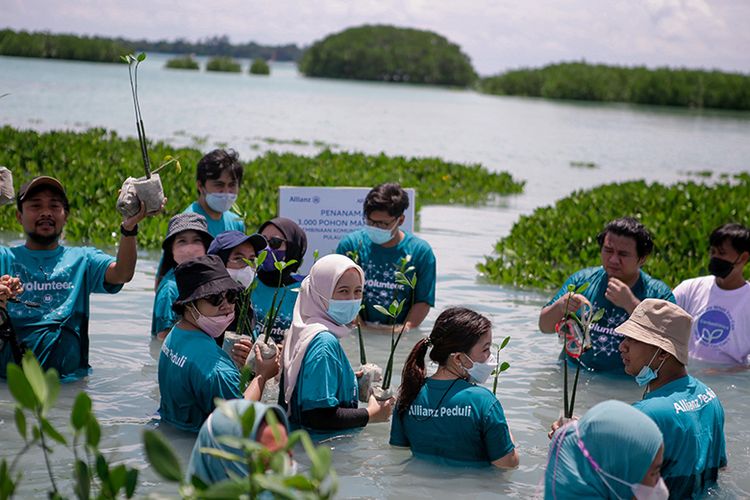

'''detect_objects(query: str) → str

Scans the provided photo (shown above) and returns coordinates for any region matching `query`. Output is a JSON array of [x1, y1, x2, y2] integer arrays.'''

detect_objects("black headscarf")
[[256, 217, 307, 287]]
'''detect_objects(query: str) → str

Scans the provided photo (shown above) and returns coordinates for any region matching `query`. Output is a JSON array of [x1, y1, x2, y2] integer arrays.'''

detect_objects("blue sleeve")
[[335, 233, 355, 256], [198, 361, 242, 415], [413, 243, 436, 306], [0, 247, 12, 275], [152, 283, 178, 336], [482, 400, 515, 462], [546, 271, 585, 307], [297, 335, 346, 411], [389, 409, 410, 447], [85, 248, 122, 294]]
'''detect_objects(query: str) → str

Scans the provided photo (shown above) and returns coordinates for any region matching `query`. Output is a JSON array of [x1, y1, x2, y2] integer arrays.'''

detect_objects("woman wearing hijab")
[[280, 254, 394, 434], [389, 307, 519, 468], [252, 217, 307, 344], [545, 400, 667, 500], [186, 399, 290, 484], [158, 255, 279, 433], [152, 213, 213, 339]]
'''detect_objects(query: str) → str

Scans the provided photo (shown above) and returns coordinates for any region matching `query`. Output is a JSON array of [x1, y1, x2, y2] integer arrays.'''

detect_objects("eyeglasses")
[[204, 289, 239, 307], [267, 237, 286, 250], [365, 216, 398, 230]]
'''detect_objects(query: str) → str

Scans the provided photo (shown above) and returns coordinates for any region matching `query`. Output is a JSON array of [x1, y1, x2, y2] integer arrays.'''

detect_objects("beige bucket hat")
[[614, 298, 692, 365]]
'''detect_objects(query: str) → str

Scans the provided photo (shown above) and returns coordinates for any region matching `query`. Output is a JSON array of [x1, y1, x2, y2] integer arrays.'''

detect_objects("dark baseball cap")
[[16, 176, 69, 211]]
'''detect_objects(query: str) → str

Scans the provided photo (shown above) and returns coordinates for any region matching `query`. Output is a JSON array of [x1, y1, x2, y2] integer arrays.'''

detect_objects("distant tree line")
[[120, 34, 302, 61], [0, 29, 131, 63], [479, 62, 750, 111], [299, 25, 477, 87], [0, 29, 302, 63]]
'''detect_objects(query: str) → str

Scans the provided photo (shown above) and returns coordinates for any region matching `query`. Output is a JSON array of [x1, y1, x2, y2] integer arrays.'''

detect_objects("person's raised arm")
[[106, 200, 164, 285]]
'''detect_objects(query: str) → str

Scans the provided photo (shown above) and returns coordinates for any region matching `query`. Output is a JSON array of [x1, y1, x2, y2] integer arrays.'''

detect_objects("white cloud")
[[3, 0, 749, 74]]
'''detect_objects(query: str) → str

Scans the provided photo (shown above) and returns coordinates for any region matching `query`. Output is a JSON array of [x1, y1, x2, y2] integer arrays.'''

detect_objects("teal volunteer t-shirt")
[[390, 378, 514, 467], [336, 229, 436, 325], [633, 375, 726, 499], [547, 266, 675, 371], [158, 326, 242, 433], [282, 332, 359, 433], [151, 268, 178, 336], [183, 201, 245, 237], [0, 245, 121, 379], [251, 280, 300, 344]]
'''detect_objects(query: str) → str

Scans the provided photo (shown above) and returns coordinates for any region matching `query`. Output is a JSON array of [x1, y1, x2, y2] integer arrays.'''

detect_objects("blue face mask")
[[635, 349, 666, 387], [261, 248, 286, 273], [327, 298, 362, 325], [364, 224, 395, 245], [205, 192, 237, 213]]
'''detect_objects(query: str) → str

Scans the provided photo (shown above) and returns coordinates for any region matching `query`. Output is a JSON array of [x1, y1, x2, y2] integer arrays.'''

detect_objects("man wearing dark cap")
[[618, 299, 727, 499], [0, 176, 159, 379]]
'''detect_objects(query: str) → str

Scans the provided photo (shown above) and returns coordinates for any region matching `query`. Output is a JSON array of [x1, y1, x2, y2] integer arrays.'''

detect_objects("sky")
[[3, 0, 749, 75]]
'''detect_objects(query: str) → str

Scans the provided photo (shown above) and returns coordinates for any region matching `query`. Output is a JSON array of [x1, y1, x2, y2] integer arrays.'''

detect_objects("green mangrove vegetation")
[[206, 56, 242, 73], [0, 29, 301, 63], [298, 25, 477, 86], [479, 62, 750, 111], [0, 29, 131, 63], [250, 58, 270, 75], [0, 127, 524, 249], [164, 55, 199, 70], [478, 176, 750, 290]]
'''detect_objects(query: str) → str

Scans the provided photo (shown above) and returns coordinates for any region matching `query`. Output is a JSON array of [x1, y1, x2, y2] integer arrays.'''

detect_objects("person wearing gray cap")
[[0, 175, 162, 379], [617, 299, 727, 499], [151, 213, 214, 339]]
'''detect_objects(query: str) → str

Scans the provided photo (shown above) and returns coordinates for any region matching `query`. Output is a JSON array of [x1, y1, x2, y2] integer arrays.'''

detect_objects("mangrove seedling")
[[556, 282, 604, 418], [143, 399, 338, 499], [372, 255, 417, 398], [355, 304, 383, 403], [244, 250, 298, 373], [121, 52, 150, 178], [491, 336, 511, 396]]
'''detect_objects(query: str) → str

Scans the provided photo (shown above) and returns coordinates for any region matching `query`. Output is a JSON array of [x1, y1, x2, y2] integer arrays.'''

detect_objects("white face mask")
[[460, 353, 497, 385], [205, 192, 237, 213], [227, 266, 255, 288]]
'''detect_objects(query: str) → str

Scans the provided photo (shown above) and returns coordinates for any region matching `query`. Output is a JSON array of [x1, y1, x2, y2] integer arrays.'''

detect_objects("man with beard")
[[0, 176, 157, 379]]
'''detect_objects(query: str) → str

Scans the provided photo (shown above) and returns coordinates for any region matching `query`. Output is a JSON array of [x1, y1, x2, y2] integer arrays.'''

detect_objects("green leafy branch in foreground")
[[143, 400, 338, 499], [1, 351, 139, 499], [478, 176, 750, 290], [0, 127, 524, 249], [491, 336, 511, 396]]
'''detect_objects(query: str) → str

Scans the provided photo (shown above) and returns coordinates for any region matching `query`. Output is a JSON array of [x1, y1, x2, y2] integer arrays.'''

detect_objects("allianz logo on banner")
[[288, 195, 320, 204]]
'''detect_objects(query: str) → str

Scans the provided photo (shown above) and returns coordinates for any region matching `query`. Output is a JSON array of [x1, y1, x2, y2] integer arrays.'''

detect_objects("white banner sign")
[[278, 186, 416, 274]]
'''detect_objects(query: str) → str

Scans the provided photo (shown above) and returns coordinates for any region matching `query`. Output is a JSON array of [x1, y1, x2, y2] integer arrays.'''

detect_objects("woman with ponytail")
[[389, 307, 519, 468]]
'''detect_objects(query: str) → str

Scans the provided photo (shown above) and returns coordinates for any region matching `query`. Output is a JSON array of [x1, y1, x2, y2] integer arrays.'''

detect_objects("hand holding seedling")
[[231, 336, 254, 366], [548, 415, 579, 439], [367, 393, 395, 423], [120, 197, 166, 232], [0, 275, 22, 309], [557, 292, 590, 317], [605, 277, 639, 313], [253, 343, 280, 380]]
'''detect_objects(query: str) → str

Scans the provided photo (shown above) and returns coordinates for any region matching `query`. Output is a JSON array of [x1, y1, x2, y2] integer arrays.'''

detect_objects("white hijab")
[[282, 254, 365, 406]]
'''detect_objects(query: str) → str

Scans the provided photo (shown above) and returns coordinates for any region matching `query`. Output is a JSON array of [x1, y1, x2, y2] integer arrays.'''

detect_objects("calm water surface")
[[1, 55, 749, 498]]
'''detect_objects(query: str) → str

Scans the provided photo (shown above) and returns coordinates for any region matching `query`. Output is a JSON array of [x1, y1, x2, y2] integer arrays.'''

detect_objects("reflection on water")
[[1, 55, 750, 498]]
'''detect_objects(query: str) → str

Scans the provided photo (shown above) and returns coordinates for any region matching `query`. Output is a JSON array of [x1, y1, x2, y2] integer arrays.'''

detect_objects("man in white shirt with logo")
[[674, 223, 750, 366]]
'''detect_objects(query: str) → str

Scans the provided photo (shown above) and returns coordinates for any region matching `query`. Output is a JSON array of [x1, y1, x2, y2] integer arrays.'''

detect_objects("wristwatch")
[[120, 223, 139, 237]]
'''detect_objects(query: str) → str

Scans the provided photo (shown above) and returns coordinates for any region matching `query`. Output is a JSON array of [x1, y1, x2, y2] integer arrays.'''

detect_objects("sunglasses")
[[204, 289, 239, 307], [267, 237, 286, 250]]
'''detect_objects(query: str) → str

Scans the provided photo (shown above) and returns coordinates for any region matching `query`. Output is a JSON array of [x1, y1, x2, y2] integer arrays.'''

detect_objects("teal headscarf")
[[186, 399, 290, 484], [545, 400, 663, 500]]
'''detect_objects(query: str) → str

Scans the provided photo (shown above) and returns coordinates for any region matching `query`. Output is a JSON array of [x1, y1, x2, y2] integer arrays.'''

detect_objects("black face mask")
[[708, 256, 738, 279]]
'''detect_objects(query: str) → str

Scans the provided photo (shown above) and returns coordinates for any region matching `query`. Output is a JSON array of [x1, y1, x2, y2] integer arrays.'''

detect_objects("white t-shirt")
[[674, 275, 750, 365]]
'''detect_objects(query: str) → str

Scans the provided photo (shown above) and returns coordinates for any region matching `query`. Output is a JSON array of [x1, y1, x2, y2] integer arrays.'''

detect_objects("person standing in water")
[[390, 307, 518, 468]]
